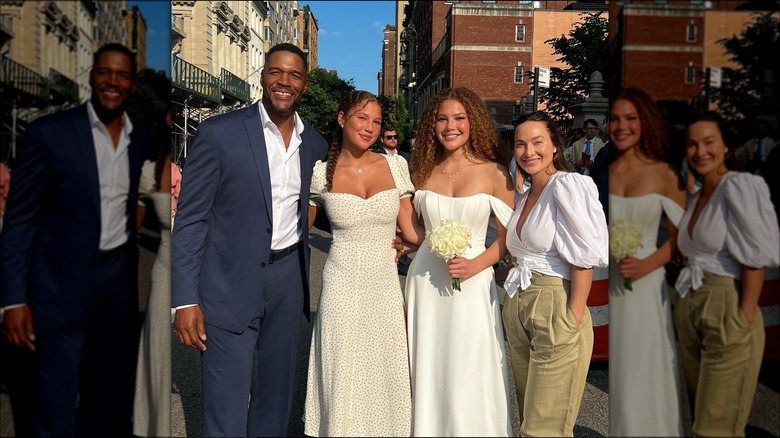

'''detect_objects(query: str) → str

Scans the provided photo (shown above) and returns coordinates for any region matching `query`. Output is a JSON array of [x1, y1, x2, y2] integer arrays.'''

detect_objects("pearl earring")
[[725, 147, 729, 153], [554, 148, 557, 153]]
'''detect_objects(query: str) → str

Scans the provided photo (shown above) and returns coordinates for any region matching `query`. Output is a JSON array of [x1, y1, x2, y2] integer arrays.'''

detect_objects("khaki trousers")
[[674, 273, 765, 437], [502, 272, 593, 437]]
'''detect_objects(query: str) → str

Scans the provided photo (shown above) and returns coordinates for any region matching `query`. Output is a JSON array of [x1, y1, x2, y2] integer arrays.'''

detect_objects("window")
[[515, 24, 526, 42], [686, 22, 697, 42], [685, 63, 696, 84], [513, 103, 523, 121], [483, 0, 497, 3], [514, 65, 524, 83], [294, 28, 299, 40]]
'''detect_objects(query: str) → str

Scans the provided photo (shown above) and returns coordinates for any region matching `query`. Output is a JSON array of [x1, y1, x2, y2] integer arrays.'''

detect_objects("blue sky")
[[127, 1, 171, 76], [300, 1, 396, 92]]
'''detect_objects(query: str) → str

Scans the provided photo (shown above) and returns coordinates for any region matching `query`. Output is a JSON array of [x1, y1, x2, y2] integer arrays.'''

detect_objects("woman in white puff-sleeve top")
[[502, 111, 608, 437], [673, 112, 779, 437]]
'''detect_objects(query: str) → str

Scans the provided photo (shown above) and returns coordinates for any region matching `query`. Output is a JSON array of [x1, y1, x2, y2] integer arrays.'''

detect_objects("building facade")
[[379, 25, 398, 97], [0, 0, 138, 164], [170, 1, 312, 164], [609, 0, 774, 119], [400, 0, 608, 126]]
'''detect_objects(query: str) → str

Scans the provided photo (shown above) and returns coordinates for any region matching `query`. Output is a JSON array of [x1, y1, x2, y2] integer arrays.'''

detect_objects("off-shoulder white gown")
[[609, 193, 685, 437], [405, 191, 514, 437]]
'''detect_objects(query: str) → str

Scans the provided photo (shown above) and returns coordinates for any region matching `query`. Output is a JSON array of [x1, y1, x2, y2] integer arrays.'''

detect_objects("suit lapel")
[[74, 105, 101, 219], [244, 106, 274, 224]]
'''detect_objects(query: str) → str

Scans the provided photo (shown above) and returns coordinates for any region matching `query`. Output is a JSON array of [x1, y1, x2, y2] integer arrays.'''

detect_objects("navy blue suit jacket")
[[0, 104, 154, 329], [171, 104, 329, 333]]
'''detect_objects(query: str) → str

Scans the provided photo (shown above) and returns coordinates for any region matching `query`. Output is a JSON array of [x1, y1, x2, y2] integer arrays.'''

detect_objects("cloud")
[[319, 29, 342, 36], [373, 21, 382, 28]]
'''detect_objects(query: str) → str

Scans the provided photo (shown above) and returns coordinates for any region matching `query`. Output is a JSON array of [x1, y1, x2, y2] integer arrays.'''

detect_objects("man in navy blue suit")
[[172, 43, 329, 436], [0, 43, 154, 436]]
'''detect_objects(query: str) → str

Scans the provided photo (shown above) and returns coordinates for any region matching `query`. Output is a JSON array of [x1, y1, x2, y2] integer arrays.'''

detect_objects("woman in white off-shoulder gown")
[[608, 88, 686, 436], [502, 112, 608, 437], [673, 113, 779, 436], [133, 149, 173, 437], [403, 88, 515, 437], [305, 91, 419, 437]]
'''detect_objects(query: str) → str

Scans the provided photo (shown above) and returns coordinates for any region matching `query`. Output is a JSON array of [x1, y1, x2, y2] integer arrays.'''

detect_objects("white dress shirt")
[[87, 100, 132, 251], [258, 101, 305, 250]]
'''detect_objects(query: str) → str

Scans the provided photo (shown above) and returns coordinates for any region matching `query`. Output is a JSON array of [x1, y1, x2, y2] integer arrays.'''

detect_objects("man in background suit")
[[0, 43, 154, 437], [376, 126, 411, 164], [571, 118, 605, 175], [172, 43, 329, 436], [739, 118, 776, 175]]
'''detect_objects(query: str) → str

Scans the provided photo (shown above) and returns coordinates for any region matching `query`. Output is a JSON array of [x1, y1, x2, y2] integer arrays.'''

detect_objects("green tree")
[[126, 68, 171, 150], [537, 12, 608, 120], [298, 68, 355, 142], [388, 93, 411, 151], [709, 11, 779, 120]]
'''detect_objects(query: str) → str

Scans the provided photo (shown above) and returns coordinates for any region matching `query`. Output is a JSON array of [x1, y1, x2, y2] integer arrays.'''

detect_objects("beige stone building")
[[293, 3, 319, 72], [170, 1, 315, 162], [1, 0, 137, 162]]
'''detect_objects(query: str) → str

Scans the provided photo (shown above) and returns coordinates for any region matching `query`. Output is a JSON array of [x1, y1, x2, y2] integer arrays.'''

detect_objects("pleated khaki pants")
[[502, 272, 593, 437], [674, 272, 765, 437]]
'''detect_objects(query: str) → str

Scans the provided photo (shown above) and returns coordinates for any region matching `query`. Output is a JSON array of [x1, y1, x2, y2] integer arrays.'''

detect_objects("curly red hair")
[[610, 87, 668, 162], [410, 87, 509, 187]]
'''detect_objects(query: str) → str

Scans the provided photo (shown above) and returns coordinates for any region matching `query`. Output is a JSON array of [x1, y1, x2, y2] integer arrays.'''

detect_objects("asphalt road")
[[1, 225, 777, 437]]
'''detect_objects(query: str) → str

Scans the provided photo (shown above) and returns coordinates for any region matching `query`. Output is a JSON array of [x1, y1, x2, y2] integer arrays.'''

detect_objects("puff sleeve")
[[552, 173, 609, 269], [387, 155, 415, 199], [309, 160, 327, 208], [724, 172, 779, 268]]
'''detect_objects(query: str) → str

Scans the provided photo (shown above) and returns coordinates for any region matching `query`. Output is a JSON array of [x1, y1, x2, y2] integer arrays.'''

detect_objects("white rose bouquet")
[[427, 219, 472, 291], [609, 220, 643, 291]]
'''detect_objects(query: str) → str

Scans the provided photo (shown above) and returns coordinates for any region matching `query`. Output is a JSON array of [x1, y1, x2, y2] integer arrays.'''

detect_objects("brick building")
[[609, 0, 776, 119], [400, 0, 608, 126], [379, 25, 398, 97]]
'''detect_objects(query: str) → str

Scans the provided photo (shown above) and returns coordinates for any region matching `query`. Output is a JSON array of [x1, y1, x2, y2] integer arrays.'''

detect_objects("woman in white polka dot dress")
[[304, 91, 422, 437]]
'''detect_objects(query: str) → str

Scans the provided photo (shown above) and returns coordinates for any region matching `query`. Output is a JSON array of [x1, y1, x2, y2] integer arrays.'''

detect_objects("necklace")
[[440, 165, 464, 178], [357, 168, 362, 174]]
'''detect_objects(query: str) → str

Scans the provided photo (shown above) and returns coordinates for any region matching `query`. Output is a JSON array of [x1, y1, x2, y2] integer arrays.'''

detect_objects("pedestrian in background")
[[0, 43, 154, 437], [0, 161, 9, 232], [571, 120, 604, 175]]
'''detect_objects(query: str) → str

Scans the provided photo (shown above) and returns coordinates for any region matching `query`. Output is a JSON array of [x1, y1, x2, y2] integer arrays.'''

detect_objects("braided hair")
[[325, 90, 380, 190]]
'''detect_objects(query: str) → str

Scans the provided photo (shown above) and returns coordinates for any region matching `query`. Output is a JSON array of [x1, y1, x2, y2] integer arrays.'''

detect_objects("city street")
[[1, 225, 777, 437]]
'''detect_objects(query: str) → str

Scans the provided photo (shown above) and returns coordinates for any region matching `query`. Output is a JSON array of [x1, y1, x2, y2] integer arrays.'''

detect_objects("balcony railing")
[[220, 67, 250, 104], [48, 68, 79, 104], [0, 57, 48, 104], [172, 56, 221, 105]]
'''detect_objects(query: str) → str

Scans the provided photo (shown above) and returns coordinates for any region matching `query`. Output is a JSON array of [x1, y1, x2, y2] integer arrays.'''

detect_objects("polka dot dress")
[[303, 156, 413, 437]]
